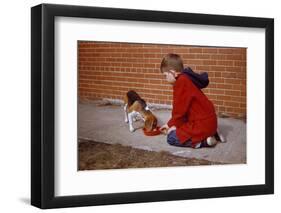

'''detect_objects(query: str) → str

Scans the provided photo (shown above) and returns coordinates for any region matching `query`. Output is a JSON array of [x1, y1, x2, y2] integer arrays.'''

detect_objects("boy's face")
[[163, 70, 178, 85]]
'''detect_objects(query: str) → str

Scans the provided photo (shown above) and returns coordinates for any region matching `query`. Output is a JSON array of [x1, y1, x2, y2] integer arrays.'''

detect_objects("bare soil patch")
[[78, 139, 220, 170]]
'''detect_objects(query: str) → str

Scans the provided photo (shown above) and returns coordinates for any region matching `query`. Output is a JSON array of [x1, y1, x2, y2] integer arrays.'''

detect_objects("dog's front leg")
[[128, 111, 136, 132], [124, 104, 128, 123]]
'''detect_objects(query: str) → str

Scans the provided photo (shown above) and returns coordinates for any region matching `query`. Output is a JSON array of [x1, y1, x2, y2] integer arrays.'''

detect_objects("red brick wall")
[[78, 41, 246, 118]]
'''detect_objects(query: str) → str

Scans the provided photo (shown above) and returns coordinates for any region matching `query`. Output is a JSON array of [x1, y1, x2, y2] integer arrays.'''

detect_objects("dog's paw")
[[125, 119, 128, 123], [129, 127, 135, 132]]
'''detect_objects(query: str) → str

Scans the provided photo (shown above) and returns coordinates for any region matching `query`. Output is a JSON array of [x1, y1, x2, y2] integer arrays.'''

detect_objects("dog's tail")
[[126, 90, 140, 106], [127, 90, 147, 109]]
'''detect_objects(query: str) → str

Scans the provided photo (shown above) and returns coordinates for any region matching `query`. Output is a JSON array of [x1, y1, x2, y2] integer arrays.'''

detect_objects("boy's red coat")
[[167, 74, 217, 145]]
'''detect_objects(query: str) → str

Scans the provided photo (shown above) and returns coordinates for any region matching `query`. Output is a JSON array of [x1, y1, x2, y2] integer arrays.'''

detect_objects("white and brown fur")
[[124, 90, 157, 132]]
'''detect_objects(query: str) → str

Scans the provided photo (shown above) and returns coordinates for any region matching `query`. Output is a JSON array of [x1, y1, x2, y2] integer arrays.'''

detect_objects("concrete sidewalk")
[[78, 101, 246, 164]]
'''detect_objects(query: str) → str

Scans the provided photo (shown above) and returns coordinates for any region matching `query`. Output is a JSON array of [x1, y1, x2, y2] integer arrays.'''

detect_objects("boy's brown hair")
[[160, 53, 184, 73]]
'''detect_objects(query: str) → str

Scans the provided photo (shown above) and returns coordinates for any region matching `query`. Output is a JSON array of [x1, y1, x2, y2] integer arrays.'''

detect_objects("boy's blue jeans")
[[167, 130, 210, 148], [167, 130, 193, 147]]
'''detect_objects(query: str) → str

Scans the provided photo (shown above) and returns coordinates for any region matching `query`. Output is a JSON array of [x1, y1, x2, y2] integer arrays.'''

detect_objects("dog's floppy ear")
[[145, 117, 157, 131], [153, 117, 158, 129], [144, 118, 153, 131]]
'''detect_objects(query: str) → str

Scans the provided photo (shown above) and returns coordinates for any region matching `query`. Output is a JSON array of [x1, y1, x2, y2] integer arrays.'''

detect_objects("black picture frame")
[[31, 3, 274, 209]]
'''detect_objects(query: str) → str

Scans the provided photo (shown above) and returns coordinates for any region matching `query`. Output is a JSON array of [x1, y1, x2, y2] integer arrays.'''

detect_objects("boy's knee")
[[167, 137, 175, 146], [167, 131, 177, 146]]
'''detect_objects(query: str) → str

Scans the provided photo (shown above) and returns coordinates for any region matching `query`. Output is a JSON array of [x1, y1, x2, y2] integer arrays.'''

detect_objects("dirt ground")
[[78, 139, 222, 170]]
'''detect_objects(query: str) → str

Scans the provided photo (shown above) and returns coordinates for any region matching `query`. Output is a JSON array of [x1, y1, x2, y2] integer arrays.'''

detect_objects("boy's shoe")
[[218, 132, 226, 143], [206, 136, 218, 147], [194, 142, 202, 149], [214, 131, 227, 143], [193, 137, 217, 149]]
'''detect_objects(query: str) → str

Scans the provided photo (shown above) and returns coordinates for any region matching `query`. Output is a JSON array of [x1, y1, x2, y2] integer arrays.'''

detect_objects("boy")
[[160, 53, 218, 148]]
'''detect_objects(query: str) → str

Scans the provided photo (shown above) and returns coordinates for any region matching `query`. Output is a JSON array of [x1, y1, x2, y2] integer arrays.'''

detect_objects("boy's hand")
[[160, 124, 176, 135], [167, 126, 176, 134], [160, 124, 169, 134]]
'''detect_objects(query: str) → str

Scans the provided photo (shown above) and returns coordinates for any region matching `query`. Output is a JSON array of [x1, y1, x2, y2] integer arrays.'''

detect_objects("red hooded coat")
[[167, 73, 217, 145]]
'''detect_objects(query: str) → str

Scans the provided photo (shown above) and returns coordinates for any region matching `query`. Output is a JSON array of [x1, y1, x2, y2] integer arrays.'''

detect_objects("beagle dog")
[[124, 90, 158, 132]]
